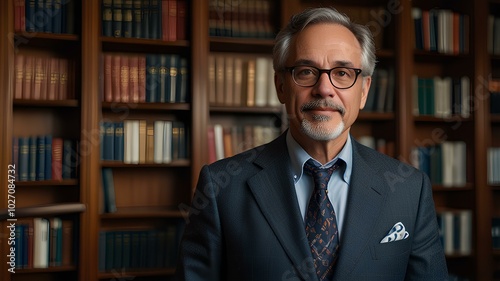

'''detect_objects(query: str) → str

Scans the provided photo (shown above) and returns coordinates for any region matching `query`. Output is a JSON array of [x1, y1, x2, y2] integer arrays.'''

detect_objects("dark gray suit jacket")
[[175, 132, 448, 281]]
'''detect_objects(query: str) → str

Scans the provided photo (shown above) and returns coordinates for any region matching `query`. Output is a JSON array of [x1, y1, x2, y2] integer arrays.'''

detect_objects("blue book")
[[149, 0, 160, 39], [102, 0, 113, 36], [101, 168, 117, 213], [44, 0, 54, 33], [132, 0, 142, 38], [35, 0, 45, 32], [36, 136, 46, 181], [122, 0, 133, 38], [112, 0, 123, 37], [168, 55, 180, 103], [159, 54, 169, 102], [103, 122, 115, 161], [105, 231, 115, 270], [98, 232, 107, 272], [45, 135, 52, 180], [52, 0, 62, 33], [176, 57, 188, 103], [146, 54, 159, 102], [26, 0, 36, 32], [18, 137, 29, 181], [141, 0, 150, 39], [28, 136, 37, 181], [113, 231, 123, 269], [114, 122, 124, 161]]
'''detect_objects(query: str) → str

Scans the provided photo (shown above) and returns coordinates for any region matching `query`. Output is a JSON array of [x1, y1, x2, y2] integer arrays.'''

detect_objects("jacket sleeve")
[[174, 165, 223, 281], [405, 173, 449, 280]]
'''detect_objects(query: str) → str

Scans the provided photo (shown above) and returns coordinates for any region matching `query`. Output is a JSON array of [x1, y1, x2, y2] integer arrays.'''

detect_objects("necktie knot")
[[303, 159, 338, 190]]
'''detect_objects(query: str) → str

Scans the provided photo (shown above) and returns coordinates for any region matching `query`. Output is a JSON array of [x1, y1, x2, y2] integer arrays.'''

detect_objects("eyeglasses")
[[285, 65, 362, 89]]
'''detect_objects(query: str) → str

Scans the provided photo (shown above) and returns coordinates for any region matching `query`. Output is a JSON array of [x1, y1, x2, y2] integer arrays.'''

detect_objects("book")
[[154, 120, 164, 164], [114, 122, 124, 162], [122, 0, 133, 38], [132, 0, 142, 38], [176, 0, 187, 40], [112, 0, 123, 37], [14, 54, 24, 99], [28, 136, 37, 181], [101, 168, 117, 213], [167, 0, 177, 41], [19, 137, 29, 181], [52, 138, 63, 181], [33, 218, 49, 268], [36, 136, 46, 181], [61, 220, 74, 266], [44, 135, 52, 180], [48, 57, 60, 100], [102, 0, 113, 36], [120, 54, 130, 102], [162, 121, 173, 163], [129, 55, 140, 102], [103, 54, 113, 102]]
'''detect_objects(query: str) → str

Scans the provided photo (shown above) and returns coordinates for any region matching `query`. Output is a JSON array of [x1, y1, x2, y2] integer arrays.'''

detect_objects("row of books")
[[102, 0, 186, 41], [207, 124, 280, 163], [12, 136, 78, 182], [100, 120, 188, 164], [437, 209, 472, 256], [102, 53, 188, 104], [208, 54, 280, 108], [356, 136, 395, 158], [488, 15, 500, 56], [411, 141, 467, 187], [14, 217, 75, 269], [14, 54, 72, 101], [209, 0, 275, 39], [363, 67, 395, 113], [14, 0, 77, 34], [490, 79, 500, 114], [412, 75, 470, 118], [98, 225, 182, 271], [488, 147, 500, 185], [493, 217, 500, 249], [412, 8, 469, 54]]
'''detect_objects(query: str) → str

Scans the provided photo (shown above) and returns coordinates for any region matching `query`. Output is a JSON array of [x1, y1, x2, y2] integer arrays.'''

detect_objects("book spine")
[[102, 0, 113, 36], [176, 0, 186, 40], [122, 0, 133, 38], [14, 54, 24, 99], [28, 136, 37, 181], [44, 135, 52, 180], [52, 138, 63, 181], [132, 0, 142, 38], [111, 54, 121, 102], [138, 55, 146, 102], [114, 122, 124, 161], [167, 0, 177, 41], [120, 54, 130, 103], [36, 136, 46, 181], [48, 57, 60, 100], [112, 0, 123, 37], [52, 0, 62, 34]]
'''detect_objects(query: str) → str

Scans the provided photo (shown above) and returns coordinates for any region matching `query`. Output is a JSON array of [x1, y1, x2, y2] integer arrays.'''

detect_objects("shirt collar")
[[286, 130, 353, 184]]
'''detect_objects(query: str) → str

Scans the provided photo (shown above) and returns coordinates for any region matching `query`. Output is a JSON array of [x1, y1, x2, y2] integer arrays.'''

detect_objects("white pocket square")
[[380, 222, 409, 243]]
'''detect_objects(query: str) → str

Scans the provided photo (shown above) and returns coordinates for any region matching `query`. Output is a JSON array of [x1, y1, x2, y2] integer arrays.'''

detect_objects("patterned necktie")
[[303, 159, 340, 281]]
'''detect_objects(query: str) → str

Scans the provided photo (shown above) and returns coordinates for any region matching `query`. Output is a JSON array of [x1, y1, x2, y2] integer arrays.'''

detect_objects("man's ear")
[[359, 76, 371, 110], [275, 74, 286, 104]]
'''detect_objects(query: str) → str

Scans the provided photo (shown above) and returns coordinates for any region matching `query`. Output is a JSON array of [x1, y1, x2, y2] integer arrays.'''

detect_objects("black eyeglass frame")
[[284, 66, 363, 89]]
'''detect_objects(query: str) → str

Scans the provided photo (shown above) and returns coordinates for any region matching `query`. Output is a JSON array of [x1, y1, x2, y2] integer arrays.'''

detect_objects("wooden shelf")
[[98, 268, 175, 279], [15, 179, 79, 186], [433, 184, 474, 191], [210, 37, 275, 53], [100, 207, 186, 219], [357, 112, 395, 121], [14, 265, 78, 274], [413, 115, 474, 122], [210, 105, 282, 114], [101, 102, 190, 111], [13, 99, 79, 107], [492, 115, 500, 123], [0, 203, 86, 221], [101, 160, 190, 168]]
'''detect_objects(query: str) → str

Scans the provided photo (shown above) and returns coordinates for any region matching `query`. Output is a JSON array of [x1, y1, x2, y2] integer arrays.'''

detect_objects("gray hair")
[[273, 7, 376, 77]]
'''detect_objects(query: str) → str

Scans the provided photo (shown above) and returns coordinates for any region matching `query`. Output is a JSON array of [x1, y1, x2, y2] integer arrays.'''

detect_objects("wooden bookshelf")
[[0, 0, 498, 280]]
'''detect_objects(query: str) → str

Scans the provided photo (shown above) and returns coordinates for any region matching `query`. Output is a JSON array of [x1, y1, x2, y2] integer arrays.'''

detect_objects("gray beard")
[[301, 116, 345, 141]]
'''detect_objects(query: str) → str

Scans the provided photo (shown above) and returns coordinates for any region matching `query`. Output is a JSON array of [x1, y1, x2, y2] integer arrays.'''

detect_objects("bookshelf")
[[0, 0, 498, 280]]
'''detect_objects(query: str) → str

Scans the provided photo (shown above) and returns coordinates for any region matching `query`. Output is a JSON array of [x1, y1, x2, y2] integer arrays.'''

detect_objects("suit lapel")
[[247, 134, 318, 281], [332, 142, 388, 279]]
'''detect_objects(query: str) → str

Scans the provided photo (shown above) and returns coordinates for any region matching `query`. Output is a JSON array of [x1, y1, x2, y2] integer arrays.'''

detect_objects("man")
[[175, 7, 448, 281]]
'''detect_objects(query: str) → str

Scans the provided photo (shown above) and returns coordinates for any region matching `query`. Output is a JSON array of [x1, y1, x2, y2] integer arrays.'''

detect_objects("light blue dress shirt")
[[286, 131, 353, 240]]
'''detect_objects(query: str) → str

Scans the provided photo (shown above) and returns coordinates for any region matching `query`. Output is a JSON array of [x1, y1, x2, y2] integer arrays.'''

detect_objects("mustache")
[[301, 99, 346, 116]]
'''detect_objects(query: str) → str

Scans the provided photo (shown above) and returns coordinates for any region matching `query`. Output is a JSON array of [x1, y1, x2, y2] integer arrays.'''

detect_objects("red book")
[[14, 0, 25, 32], [14, 54, 24, 99], [59, 59, 69, 100], [176, 0, 186, 40], [111, 54, 121, 102], [103, 53, 113, 102], [129, 55, 139, 102], [23, 56, 34, 99], [138, 55, 146, 102], [207, 126, 216, 164], [40, 57, 49, 100], [120, 54, 130, 103], [33, 57, 44, 100], [48, 57, 60, 100], [52, 138, 63, 181], [161, 0, 169, 41], [168, 0, 177, 41]]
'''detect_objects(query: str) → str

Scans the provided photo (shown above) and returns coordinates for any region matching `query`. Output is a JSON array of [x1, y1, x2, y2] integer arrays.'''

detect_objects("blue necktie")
[[303, 159, 340, 281]]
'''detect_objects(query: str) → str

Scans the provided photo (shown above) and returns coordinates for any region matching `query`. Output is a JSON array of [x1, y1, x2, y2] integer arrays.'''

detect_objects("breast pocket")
[[370, 238, 411, 260]]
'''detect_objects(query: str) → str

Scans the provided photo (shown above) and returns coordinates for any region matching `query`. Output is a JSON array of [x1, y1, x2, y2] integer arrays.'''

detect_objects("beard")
[[300, 99, 346, 141]]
